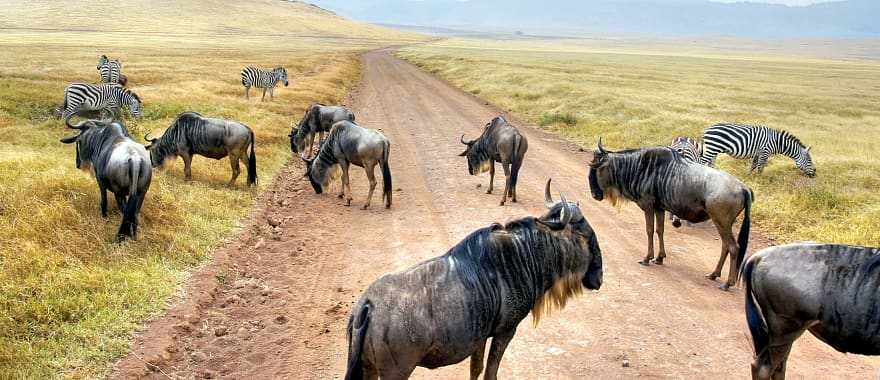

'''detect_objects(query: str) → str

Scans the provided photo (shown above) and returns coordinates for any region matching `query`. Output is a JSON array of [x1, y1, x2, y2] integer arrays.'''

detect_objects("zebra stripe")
[[240, 66, 288, 100], [61, 83, 142, 124], [98, 60, 123, 84], [700, 123, 815, 177], [669, 136, 701, 162]]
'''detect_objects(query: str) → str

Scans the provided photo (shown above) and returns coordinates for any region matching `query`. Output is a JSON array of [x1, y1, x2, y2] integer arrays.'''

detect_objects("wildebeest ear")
[[60, 134, 79, 144]]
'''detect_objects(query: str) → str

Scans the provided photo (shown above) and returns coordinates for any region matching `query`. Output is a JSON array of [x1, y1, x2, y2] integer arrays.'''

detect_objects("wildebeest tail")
[[247, 130, 257, 186], [743, 256, 769, 357], [344, 300, 372, 380], [735, 188, 753, 272], [381, 141, 392, 208], [509, 133, 524, 191], [118, 158, 142, 241]]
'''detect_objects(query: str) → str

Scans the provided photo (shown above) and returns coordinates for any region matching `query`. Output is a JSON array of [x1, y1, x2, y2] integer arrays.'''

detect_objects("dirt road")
[[112, 49, 879, 379]]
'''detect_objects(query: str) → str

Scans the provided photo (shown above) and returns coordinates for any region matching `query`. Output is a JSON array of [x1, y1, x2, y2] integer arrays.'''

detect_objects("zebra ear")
[[805, 146, 812, 152]]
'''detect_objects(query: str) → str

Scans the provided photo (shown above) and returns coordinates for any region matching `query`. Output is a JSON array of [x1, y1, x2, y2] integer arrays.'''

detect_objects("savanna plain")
[[399, 38, 880, 247]]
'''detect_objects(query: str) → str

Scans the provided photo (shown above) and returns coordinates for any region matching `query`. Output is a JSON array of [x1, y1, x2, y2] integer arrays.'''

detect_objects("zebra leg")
[[244, 86, 249, 99], [486, 163, 494, 194], [639, 207, 655, 266], [261, 88, 267, 102], [653, 209, 666, 264], [362, 161, 377, 210], [754, 151, 770, 174], [228, 154, 241, 186]]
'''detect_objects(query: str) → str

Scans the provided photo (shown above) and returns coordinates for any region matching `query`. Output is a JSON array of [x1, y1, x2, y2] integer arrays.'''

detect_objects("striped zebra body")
[[61, 83, 142, 126], [669, 136, 701, 162], [700, 123, 815, 177], [240, 66, 289, 101], [97, 55, 125, 85]]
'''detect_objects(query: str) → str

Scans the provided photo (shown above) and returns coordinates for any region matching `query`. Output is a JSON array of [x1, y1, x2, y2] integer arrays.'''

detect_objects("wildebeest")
[[60, 119, 151, 241], [743, 243, 880, 379], [289, 103, 355, 158], [145, 112, 256, 186], [668, 136, 702, 228], [344, 180, 602, 380], [588, 140, 752, 289], [301, 120, 391, 209], [459, 116, 528, 206]]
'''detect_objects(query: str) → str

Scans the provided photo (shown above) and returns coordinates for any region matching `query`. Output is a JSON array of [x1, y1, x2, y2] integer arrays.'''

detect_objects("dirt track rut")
[[111, 49, 880, 379]]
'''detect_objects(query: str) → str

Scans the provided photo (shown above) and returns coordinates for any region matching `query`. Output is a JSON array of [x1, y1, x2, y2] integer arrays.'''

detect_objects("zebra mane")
[[779, 129, 806, 148]]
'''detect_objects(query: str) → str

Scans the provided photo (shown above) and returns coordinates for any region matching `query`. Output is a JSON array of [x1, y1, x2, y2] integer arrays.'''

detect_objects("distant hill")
[[310, 0, 880, 37]]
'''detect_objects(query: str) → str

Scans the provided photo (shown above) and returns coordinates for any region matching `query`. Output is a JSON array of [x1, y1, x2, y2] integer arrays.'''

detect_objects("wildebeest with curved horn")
[[344, 180, 602, 380], [145, 112, 256, 186], [60, 119, 151, 241], [302, 120, 391, 209], [289, 103, 355, 158], [459, 116, 528, 206], [588, 139, 752, 290], [743, 243, 880, 380]]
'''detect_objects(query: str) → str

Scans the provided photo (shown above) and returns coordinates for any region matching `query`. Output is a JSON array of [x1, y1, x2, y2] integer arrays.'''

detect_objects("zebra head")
[[274, 67, 289, 87], [125, 90, 142, 118], [796, 146, 816, 177], [97, 55, 108, 69]]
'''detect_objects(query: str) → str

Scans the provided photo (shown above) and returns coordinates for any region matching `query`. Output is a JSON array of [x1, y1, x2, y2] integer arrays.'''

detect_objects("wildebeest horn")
[[559, 194, 573, 225], [460, 134, 469, 145], [544, 178, 555, 209], [67, 119, 91, 130], [597, 137, 607, 155]]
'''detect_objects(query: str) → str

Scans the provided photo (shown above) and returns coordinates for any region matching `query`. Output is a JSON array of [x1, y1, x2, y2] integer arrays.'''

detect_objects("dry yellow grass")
[[0, 1, 424, 378], [399, 38, 880, 247]]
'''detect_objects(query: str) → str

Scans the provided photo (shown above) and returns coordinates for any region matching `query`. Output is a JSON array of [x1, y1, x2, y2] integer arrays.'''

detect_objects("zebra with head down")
[[701, 123, 815, 177]]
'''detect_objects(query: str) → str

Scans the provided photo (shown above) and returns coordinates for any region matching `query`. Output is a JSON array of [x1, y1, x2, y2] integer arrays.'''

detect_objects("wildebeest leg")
[[483, 330, 515, 380], [363, 161, 377, 209], [341, 161, 353, 206], [114, 193, 126, 213], [707, 218, 739, 290], [228, 154, 241, 186], [752, 317, 805, 380], [308, 132, 317, 159], [639, 207, 655, 266], [180, 153, 193, 181], [100, 185, 109, 217], [486, 163, 495, 194], [653, 209, 667, 264], [470, 339, 487, 380], [499, 163, 511, 206]]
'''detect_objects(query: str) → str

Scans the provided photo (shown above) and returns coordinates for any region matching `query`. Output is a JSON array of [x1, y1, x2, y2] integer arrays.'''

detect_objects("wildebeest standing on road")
[[302, 120, 391, 209], [60, 119, 151, 241], [290, 103, 355, 158], [145, 112, 256, 186], [588, 140, 752, 289], [743, 243, 880, 380], [459, 116, 528, 206], [344, 180, 602, 380]]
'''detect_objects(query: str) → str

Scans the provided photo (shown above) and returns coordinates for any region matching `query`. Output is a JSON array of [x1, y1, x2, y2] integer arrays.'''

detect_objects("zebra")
[[668, 136, 702, 228], [700, 123, 815, 177], [60, 83, 142, 127], [240, 66, 289, 101], [97, 55, 126, 86]]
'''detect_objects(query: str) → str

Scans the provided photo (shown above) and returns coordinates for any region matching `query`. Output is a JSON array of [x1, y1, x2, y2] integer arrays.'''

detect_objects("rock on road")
[[111, 49, 880, 379]]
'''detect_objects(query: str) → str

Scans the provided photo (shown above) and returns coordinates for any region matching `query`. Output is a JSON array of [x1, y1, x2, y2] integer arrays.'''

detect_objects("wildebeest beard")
[[450, 215, 601, 325]]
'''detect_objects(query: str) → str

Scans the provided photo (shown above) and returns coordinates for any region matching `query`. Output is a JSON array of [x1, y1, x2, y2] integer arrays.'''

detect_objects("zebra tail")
[[247, 130, 257, 186], [381, 141, 392, 208], [344, 301, 372, 380], [735, 189, 753, 273], [117, 158, 141, 241], [743, 255, 769, 357]]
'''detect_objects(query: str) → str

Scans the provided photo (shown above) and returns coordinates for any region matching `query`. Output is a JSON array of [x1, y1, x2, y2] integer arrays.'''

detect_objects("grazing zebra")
[[700, 123, 816, 177], [60, 83, 142, 127], [240, 66, 288, 101], [96, 55, 126, 86], [668, 136, 702, 228]]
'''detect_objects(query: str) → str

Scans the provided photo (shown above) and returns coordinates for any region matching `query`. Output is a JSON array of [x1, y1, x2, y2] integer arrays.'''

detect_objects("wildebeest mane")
[[444, 211, 592, 324], [77, 121, 131, 169], [594, 147, 683, 203], [150, 112, 205, 165]]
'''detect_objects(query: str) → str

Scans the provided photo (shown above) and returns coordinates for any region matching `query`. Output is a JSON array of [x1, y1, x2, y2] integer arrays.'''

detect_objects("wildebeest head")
[[588, 138, 613, 202], [797, 145, 816, 177], [97, 55, 108, 70], [143, 132, 163, 167], [274, 67, 289, 87], [60, 119, 122, 170], [540, 179, 603, 291], [290, 105, 317, 154], [301, 156, 323, 194], [459, 134, 492, 175]]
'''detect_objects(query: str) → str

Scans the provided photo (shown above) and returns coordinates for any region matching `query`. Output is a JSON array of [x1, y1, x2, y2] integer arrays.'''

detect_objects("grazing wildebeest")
[[301, 120, 391, 209], [145, 112, 256, 186], [743, 243, 880, 379], [344, 180, 602, 380], [668, 136, 702, 228], [289, 103, 355, 158], [588, 140, 752, 289], [459, 116, 528, 206], [60, 119, 151, 241], [701, 123, 816, 177]]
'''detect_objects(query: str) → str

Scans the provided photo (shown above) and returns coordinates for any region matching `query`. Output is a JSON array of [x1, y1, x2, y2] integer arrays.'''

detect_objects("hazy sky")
[[711, 0, 831, 5]]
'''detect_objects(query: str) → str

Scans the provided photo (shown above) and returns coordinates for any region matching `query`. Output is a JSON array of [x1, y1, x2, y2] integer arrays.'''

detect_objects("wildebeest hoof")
[[486, 189, 493, 194], [361, 204, 370, 210], [652, 257, 665, 265], [638, 259, 651, 266], [337, 194, 344, 199], [719, 283, 731, 291], [705, 273, 719, 280], [671, 219, 682, 228]]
